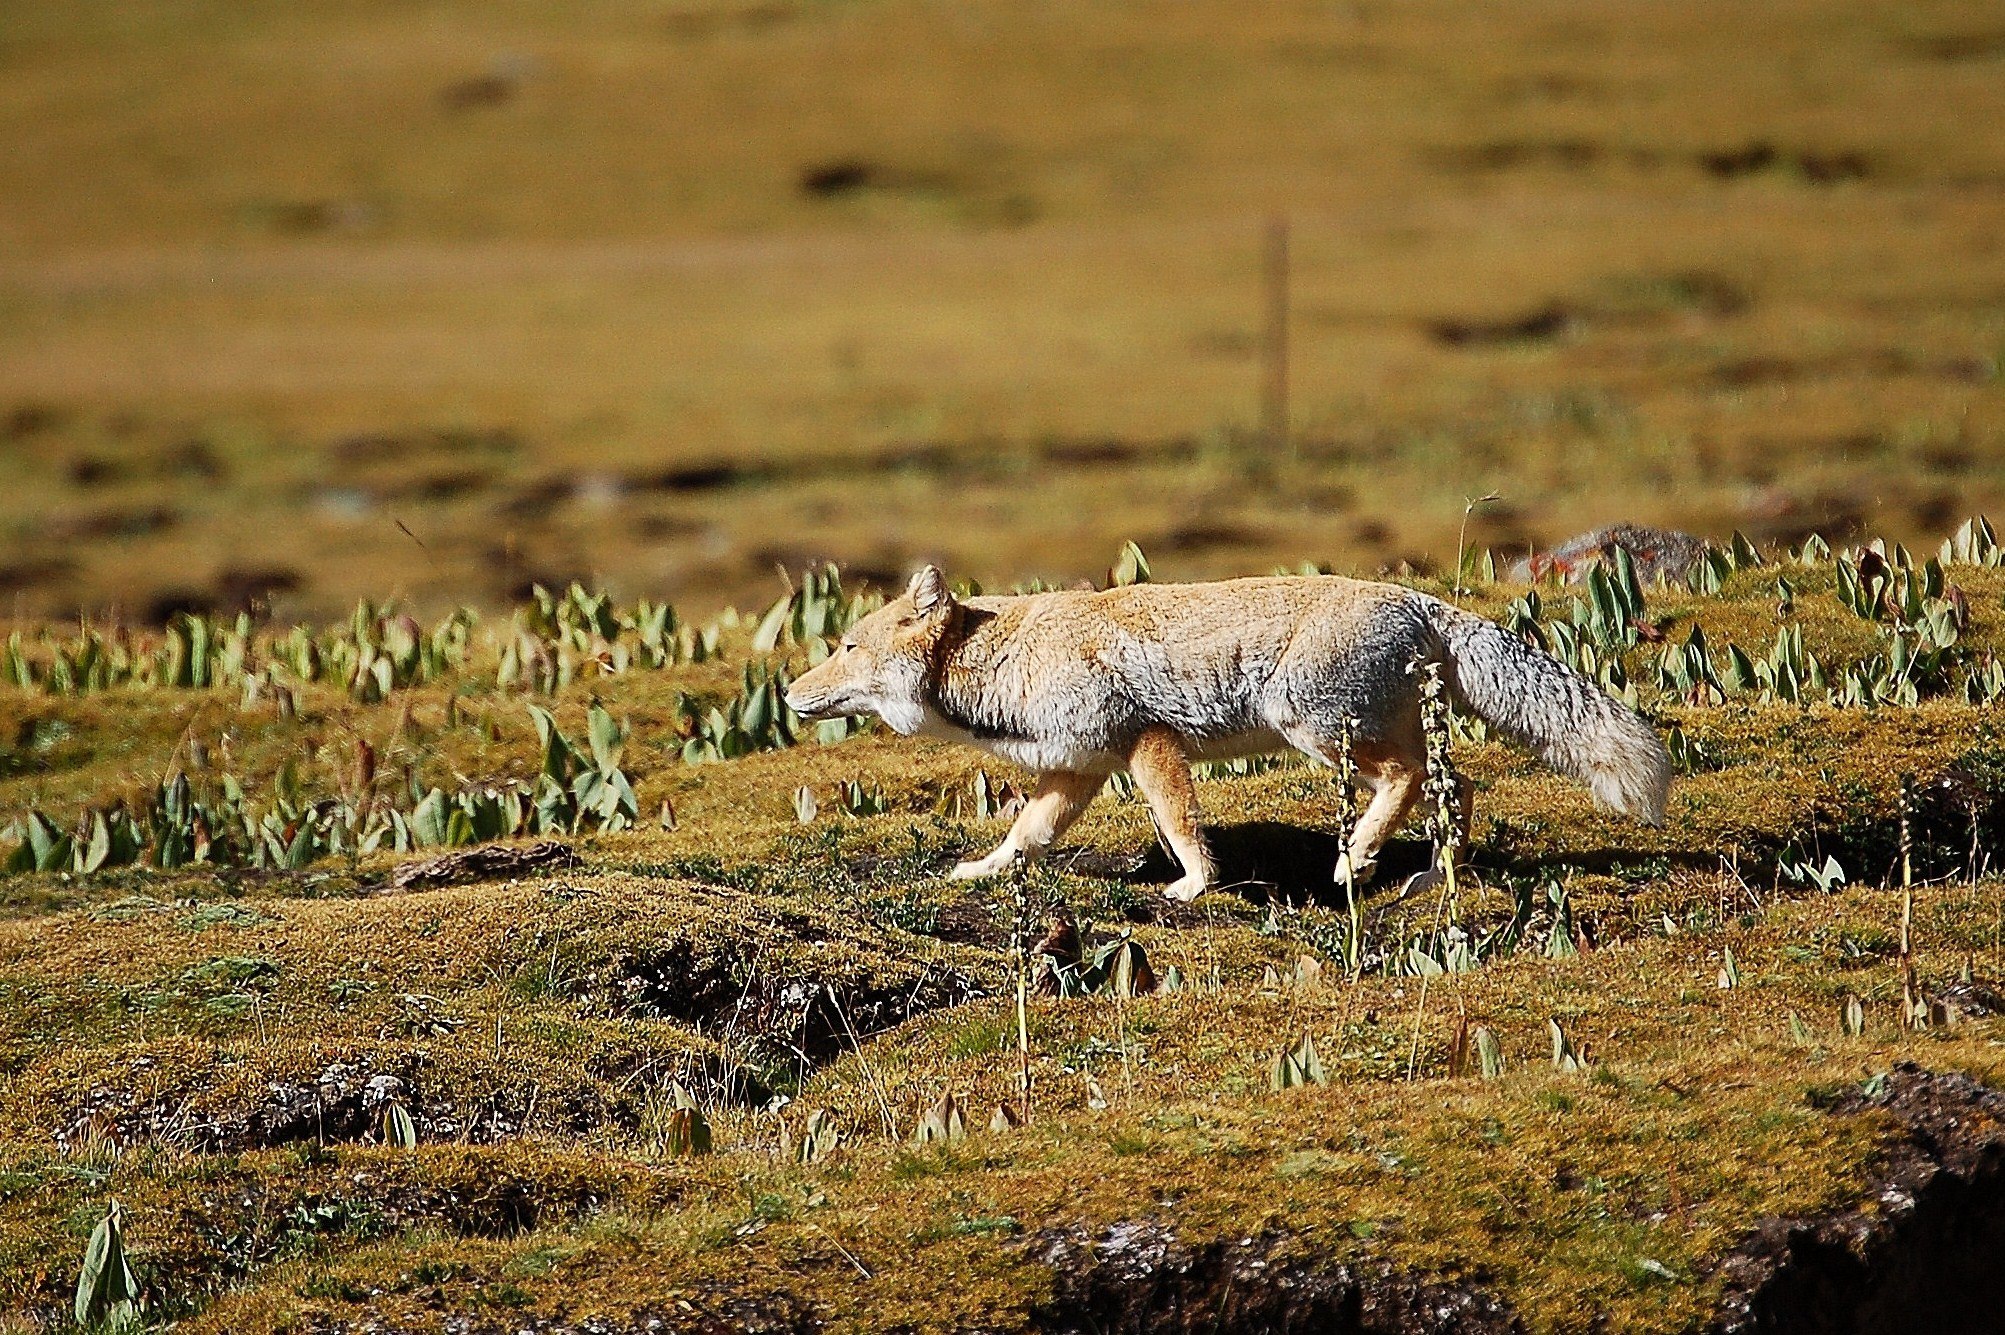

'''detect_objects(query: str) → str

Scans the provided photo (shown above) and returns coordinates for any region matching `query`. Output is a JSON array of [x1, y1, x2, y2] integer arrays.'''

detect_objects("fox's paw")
[[1335, 852, 1376, 887], [948, 853, 1012, 881], [1163, 874, 1209, 903]]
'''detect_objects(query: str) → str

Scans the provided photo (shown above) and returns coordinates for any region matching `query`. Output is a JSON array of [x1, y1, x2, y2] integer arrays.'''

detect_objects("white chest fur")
[[916, 705, 1119, 774]]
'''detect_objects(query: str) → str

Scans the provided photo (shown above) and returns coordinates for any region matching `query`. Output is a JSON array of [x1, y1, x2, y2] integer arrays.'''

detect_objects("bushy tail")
[[1422, 597, 1671, 823]]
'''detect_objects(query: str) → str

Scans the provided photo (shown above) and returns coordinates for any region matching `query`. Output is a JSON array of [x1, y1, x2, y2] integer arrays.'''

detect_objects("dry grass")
[[2, 0, 2003, 618], [8, 859, 2004, 1332], [5, 0, 2005, 1320]]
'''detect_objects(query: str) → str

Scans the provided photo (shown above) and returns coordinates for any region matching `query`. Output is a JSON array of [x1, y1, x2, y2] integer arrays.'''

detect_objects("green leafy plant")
[[1549, 1019, 1588, 1073], [753, 563, 879, 652], [381, 1102, 420, 1149], [1656, 626, 1727, 706], [1778, 851, 1846, 892], [1108, 541, 1152, 587], [795, 1109, 843, 1164], [833, 781, 889, 818], [528, 703, 639, 832], [1571, 546, 1648, 650], [1083, 931, 1158, 998], [1270, 1033, 1326, 1090], [654, 1082, 714, 1156], [1475, 1026, 1504, 1079], [74, 1199, 142, 1331], [679, 664, 800, 763], [913, 1091, 968, 1144], [1940, 515, 2002, 567], [1687, 531, 1766, 593]]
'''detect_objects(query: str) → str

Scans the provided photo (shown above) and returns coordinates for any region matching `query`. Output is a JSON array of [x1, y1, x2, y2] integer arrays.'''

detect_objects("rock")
[[385, 839, 579, 892], [1508, 523, 1715, 586]]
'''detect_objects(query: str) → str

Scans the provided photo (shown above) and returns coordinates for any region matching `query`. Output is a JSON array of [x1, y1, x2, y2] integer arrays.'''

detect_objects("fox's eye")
[[840, 639, 856, 653]]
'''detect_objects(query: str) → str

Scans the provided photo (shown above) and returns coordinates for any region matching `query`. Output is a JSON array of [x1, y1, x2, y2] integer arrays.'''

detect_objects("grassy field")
[[3, 0, 2004, 622], [2, 523, 2005, 1330], [7, 0, 2005, 1328]]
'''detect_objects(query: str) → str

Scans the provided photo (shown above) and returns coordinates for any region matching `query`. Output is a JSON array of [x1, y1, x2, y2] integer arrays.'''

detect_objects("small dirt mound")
[[1426, 304, 1581, 348], [1714, 1064, 2005, 1334], [1029, 1223, 1522, 1334], [28, 1039, 657, 1154], [1507, 523, 1715, 585]]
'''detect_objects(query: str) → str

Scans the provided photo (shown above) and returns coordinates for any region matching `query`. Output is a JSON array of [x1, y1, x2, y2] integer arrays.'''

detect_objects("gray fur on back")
[[1420, 596, 1671, 823]]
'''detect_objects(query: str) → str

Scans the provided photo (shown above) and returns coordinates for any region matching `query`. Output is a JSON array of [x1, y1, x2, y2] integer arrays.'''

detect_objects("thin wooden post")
[[1261, 215, 1291, 459]]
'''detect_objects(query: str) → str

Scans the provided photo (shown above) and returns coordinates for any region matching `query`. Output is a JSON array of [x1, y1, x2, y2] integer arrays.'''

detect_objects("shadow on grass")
[[1071, 820, 1729, 909], [1073, 822, 1427, 908]]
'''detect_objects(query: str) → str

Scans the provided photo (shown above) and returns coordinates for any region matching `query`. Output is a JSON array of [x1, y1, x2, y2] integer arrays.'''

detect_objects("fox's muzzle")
[[785, 655, 871, 722], [783, 686, 829, 720], [785, 681, 857, 722]]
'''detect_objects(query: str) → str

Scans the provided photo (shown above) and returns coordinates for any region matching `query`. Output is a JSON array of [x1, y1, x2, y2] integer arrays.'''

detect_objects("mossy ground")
[[3, 561, 2005, 1332]]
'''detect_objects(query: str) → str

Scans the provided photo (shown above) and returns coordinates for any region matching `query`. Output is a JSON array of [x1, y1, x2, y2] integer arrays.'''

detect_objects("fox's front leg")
[[948, 770, 1103, 880], [1126, 726, 1214, 902]]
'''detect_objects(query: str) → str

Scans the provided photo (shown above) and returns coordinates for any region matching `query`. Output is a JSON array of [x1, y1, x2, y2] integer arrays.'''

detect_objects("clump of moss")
[[4, 556, 2005, 1331]]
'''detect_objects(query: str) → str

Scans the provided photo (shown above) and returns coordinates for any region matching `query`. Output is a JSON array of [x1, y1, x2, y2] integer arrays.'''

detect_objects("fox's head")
[[784, 566, 955, 735]]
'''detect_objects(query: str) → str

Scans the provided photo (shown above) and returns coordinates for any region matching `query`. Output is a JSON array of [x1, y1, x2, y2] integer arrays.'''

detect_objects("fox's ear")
[[906, 565, 952, 617]]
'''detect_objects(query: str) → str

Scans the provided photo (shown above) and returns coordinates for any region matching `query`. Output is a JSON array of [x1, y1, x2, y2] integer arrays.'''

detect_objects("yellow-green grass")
[[2, 556, 2004, 1328], [3, 0, 2003, 619], [2, 559, 2001, 930], [6, 867, 2005, 1333]]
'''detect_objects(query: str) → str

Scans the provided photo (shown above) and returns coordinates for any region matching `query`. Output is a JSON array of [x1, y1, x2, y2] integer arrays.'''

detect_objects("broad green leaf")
[[526, 705, 569, 781], [410, 790, 450, 848], [1474, 1026, 1504, 1079], [383, 1103, 419, 1148], [75, 1200, 140, 1329], [752, 596, 792, 652], [82, 812, 111, 874], [587, 705, 624, 773], [283, 821, 318, 869]]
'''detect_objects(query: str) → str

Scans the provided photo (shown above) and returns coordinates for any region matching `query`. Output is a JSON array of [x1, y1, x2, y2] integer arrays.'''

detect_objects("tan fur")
[[786, 566, 1671, 901], [1126, 726, 1213, 901]]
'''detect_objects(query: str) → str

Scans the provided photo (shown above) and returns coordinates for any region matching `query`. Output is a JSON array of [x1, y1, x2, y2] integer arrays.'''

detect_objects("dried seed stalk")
[[1332, 712, 1363, 980], [1407, 656, 1462, 1080]]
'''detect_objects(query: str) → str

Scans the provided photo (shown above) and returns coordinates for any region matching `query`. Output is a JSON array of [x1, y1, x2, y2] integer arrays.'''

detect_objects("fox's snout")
[[783, 664, 847, 721]]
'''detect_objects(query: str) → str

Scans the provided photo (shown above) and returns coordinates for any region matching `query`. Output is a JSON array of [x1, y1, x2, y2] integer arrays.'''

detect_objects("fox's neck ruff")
[[922, 607, 1035, 743], [924, 691, 1029, 743]]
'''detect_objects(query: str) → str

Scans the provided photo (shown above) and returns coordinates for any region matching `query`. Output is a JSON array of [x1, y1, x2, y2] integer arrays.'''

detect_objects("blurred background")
[[1, 0, 2001, 623]]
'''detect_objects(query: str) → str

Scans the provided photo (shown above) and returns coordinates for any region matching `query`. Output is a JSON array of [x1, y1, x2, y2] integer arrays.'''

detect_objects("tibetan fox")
[[785, 567, 1670, 901]]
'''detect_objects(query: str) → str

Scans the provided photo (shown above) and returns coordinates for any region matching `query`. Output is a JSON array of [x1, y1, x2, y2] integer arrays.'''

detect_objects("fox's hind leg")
[[1344, 748, 1428, 885], [1348, 739, 1474, 889], [1284, 712, 1429, 885], [948, 769, 1102, 880], [1127, 726, 1214, 902]]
